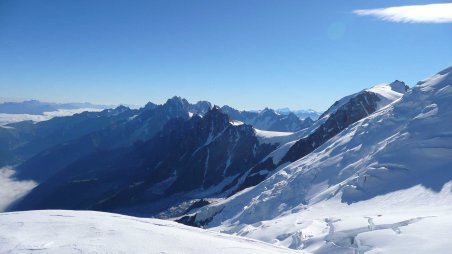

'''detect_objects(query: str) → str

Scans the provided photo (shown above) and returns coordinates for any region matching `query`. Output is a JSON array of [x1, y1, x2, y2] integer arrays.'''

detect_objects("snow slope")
[[189, 67, 452, 253], [320, 80, 407, 120], [366, 80, 407, 109], [249, 81, 408, 167], [0, 210, 300, 254]]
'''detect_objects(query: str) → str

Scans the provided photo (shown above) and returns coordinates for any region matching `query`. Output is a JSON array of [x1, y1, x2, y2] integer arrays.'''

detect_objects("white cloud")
[[354, 3, 452, 23], [0, 167, 37, 211], [0, 108, 103, 126]]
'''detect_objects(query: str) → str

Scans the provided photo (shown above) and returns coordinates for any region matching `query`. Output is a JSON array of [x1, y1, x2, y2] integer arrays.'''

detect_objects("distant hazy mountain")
[[0, 106, 138, 168], [276, 108, 322, 120], [0, 100, 111, 115], [221, 106, 314, 132]]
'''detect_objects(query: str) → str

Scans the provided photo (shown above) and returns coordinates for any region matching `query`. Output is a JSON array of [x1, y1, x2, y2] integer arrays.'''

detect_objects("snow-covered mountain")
[[219, 81, 409, 195], [182, 67, 452, 253], [280, 80, 409, 164], [0, 210, 298, 254]]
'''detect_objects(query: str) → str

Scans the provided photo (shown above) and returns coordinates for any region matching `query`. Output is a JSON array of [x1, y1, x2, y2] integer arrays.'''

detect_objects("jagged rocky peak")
[[260, 107, 277, 115], [221, 105, 235, 111], [106, 105, 131, 116], [165, 96, 190, 109], [143, 101, 157, 110], [191, 100, 212, 115], [202, 105, 230, 132], [285, 112, 300, 120], [219, 105, 313, 132], [389, 80, 409, 93], [161, 96, 212, 116], [303, 117, 314, 124]]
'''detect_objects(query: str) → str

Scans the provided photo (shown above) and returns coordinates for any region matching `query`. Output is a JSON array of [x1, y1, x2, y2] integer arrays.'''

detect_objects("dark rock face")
[[389, 80, 410, 94], [221, 106, 313, 132], [11, 108, 276, 214], [280, 91, 381, 164]]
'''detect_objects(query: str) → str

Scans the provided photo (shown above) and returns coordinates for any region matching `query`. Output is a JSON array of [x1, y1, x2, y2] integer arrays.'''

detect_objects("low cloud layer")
[[354, 3, 452, 23], [0, 167, 37, 211], [0, 108, 103, 126]]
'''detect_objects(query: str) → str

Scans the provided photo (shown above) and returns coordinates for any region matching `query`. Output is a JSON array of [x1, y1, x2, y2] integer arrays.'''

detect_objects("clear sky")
[[0, 0, 451, 111]]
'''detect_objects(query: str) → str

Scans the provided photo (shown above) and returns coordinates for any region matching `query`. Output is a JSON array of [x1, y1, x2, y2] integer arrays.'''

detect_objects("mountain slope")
[[184, 67, 452, 253], [11, 107, 276, 215], [12, 97, 204, 182], [223, 81, 409, 195], [280, 80, 409, 165], [0, 107, 137, 167], [0, 210, 298, 254]]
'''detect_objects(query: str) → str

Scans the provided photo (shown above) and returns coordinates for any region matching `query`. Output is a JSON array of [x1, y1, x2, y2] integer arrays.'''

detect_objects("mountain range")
[[1, 67, 451, 253], [6, 79, 408, 218]]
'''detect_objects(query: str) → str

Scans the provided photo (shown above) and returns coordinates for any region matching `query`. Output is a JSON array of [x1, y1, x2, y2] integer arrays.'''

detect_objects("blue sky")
[[0, 0, 451, 111]]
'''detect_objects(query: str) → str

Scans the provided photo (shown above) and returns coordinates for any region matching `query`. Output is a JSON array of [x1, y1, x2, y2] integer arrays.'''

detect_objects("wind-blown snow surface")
[[0, 210, 299, 254], [191, 67, 452, 253]]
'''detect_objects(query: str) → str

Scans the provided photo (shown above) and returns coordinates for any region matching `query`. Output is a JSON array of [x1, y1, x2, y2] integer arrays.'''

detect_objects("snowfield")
[[0, 210, 300, 254], [215, 184, 452, 253], [189, 67, 452, 253]]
